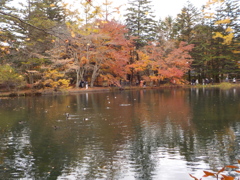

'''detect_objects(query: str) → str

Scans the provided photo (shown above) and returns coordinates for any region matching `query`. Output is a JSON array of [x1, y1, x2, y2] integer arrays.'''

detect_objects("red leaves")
[[189, 163, 240, 180], [135, 41, 194, 82], [92, 20, 133, 86], [203, 171, 216, 177], [189, 174, 199, 180], [221, 175, 235, 180]]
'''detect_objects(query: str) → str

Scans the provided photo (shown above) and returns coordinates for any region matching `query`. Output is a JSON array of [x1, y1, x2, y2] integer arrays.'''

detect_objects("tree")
[[128, 41, 194, 85], [20, 0, 66, 53], [0, 64, 25, 90], [0, 0, 67, 73], [157, 16, 178, 42], [0, 0, 24, 63], [125, 0, 157, 49], [175, 1, 201, 43], [88, 20, 133, 87], [190, 24, 213, 81], [202, 0, 240, 81]]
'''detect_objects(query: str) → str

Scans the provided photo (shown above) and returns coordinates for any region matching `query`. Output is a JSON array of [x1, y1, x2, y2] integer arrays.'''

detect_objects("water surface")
[[0, 88, 240, 180]]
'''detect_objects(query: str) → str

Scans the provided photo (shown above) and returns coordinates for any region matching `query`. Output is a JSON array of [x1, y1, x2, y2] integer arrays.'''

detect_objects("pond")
[[0, 87, 240, 180]]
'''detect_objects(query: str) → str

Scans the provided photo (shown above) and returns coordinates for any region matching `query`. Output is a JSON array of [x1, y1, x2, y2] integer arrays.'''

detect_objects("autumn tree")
[[101, 0, 124, 21], [128, 41, 194, 85], [88, 20, 133, 87]]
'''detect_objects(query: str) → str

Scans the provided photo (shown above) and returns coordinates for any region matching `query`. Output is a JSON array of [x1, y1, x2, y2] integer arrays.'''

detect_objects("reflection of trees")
[[0, 126, 34, 179], [1, 88, 240, 179], [189, 88, 240, 169]]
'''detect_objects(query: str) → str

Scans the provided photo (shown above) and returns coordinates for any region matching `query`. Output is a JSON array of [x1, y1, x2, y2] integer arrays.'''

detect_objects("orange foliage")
[[190, 161, 240, 180], [90, 20, 133, 86], [128, 41, 194, 84]]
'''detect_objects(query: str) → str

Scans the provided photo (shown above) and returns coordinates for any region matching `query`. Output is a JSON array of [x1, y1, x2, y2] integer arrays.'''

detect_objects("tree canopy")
[[0, 0, 239, 90]]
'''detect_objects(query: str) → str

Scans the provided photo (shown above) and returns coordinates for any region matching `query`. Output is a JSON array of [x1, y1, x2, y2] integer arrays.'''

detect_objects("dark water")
[[0, 88, 240, 180]]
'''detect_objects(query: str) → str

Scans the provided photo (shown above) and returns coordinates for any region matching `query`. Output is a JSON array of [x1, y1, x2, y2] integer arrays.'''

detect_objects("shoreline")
[[0, 83, 239, 97], [0, 85, 180, 97]]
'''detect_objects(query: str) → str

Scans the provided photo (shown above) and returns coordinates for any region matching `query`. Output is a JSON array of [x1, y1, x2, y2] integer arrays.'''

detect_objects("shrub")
[[0, 64, 25, 90]]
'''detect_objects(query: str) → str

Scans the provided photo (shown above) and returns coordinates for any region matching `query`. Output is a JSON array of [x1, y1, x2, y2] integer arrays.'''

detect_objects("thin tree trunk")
[[90, 65, 99, 87]]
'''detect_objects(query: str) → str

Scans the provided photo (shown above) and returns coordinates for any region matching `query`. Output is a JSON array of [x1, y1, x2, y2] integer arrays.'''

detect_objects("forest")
[[0, 0, 239, 90]]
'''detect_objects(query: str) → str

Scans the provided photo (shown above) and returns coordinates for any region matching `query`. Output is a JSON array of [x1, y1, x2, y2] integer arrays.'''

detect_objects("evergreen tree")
[[157, 16, 177, 42], [0, 0, 26, 64], [20, 0, 66, 53], [203, 0, 240, 81], [169, 2, 201, 81], [175, 1, 201, 43], [125, 0, 157, 49], [190, 24, 213, 81]]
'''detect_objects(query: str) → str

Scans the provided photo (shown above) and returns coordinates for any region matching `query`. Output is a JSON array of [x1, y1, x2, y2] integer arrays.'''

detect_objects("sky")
[[9, 0, 209, 20], [90, 0, 210, 20]]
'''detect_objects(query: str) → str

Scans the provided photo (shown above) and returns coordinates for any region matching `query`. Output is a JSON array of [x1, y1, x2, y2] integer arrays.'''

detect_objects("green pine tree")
[[175, 1, 201, 43], [125, 0, 157, 49], [203, 0, 240, 81]]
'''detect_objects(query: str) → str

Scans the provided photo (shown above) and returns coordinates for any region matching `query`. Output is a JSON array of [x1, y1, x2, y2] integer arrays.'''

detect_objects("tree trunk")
[[75, 69, 80, 88], [90, 64, 99, 88]]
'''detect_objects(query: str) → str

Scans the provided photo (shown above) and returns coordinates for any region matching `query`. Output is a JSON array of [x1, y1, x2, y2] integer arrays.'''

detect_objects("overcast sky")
[[91, 0, 209, 20], [10, 0, 209, 20]]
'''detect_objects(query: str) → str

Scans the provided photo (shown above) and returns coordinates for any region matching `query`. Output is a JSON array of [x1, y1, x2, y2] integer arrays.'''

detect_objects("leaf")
[[217, 167, 225, 174], [189, 174, 198, 180], [226, 165, 238, 169], [221, 174, 234, 180], [236, 170, 240, 173], [203, 171, 215, 177]]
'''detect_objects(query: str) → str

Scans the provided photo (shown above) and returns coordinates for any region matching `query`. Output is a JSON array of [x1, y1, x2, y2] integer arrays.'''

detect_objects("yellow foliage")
[[65, 21, 71, 28], [43, 70, 69, 89], [213, 32, 233, 45], [44, 70, 64, 79], [233, 50, 240, 54], [223, 33, 234, 45], [215, 18, 231, 25], [204, 15, 213, 19], [57, 79, 70, 89], [226, 27, 233, 32], [213, 32, 223, 39], [206, 0, 224, 6]]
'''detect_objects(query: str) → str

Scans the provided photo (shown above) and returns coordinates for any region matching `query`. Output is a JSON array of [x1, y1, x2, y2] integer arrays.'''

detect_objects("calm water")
[[0, 88, 240, 180]]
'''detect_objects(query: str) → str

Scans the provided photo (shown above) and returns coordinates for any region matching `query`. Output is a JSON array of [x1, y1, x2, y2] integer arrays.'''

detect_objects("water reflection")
[[0, 88, 240, 179]]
